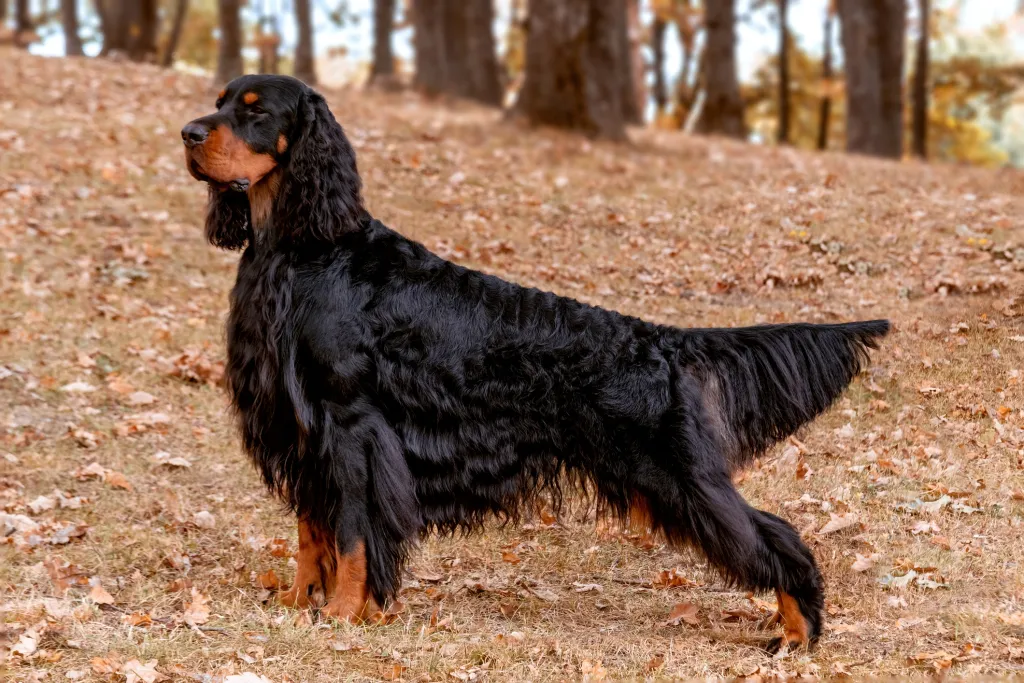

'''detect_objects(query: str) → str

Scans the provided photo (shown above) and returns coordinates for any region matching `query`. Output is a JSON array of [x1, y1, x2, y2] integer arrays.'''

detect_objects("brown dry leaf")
[[379, 663, 406, 680], [256, 569, 280, 590], [851, 553, 879, 572], [106, 377, 135, 394], [501, 550, 521, 564], [125, 611, 153, 627], [267, 537, 291, 558], [88, 581, 115, 605], [125, 390, 156, 406], [818, 512, 859, 535], [644, 654, 666, 673], [498, 601, 518, 618], [581, 659, 607, 682], [653, 568, 696, 588], [92, 656, 122, 674], [663, 602, 700, 627], [103, 470, 132, 491], [183, 587, 211, 626], [121, 659, 166, 683]]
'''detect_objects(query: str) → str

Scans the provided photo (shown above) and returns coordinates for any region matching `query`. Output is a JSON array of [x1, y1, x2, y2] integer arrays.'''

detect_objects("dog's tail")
[[680, 319, 889, 469]]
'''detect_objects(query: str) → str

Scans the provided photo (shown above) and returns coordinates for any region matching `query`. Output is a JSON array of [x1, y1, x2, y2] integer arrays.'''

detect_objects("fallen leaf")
[[501, 551, 521, 564], [104, 470, 132, 491], [121, 659, 166, 683], [28, 494, 56, 514], [183, 587, 211, 626], [256, 569, 280, 590], [61, 381, 97, 393], [192, 510, 216, 529], [11, 631, 38, 657], [89, 582, 115, 605], [663, 602, 700, 626], [92, 656, 122, 674], [572, 582, 603, 593], [644, 654, 666, 673], [818, 512, 858, 535], [125, 390, 156, 406], [851, 553, 878, 572]]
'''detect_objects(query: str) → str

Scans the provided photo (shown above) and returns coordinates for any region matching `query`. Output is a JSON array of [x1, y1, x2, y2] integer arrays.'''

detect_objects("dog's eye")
[[249, 107, 268, 117]]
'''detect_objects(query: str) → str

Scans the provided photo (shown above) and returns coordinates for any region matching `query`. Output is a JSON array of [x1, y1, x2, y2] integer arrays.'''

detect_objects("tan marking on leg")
[[278, 519, 331, 608], [322, 541, 374, 622], [776, 589, 810, 647]]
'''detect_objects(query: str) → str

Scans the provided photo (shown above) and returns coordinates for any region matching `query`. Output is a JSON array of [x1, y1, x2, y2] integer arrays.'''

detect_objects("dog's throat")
[[248, 168, 282, 234]]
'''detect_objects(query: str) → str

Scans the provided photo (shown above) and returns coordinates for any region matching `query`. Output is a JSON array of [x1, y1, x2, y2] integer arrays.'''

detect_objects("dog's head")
[[182, 74, 363, 250]]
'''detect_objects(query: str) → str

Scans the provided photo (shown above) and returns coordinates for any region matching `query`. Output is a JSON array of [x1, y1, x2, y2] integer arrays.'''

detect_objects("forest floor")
[[2, 49, 1024, 682]]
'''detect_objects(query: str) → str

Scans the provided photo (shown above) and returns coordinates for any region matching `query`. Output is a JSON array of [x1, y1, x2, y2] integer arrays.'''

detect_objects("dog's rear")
[[612, 319, 888, 651]]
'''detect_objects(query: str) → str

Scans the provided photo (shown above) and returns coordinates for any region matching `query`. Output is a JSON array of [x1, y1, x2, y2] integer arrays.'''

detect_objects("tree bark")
[[777, 0, 790, 144], [700, 0, 744, 138], [294, 0, 317, 85], [519, 0, 627, 139], [912, 0, 928, 158], [0, 0, 7, 25], [413, 0, 446, 95], [412, 0, 501, 105], [817, 5, 834, 150], [215, 0, 243, 84], [15, 0, 31, 47], [651, 16, 667, 112], [837, 0, 906, 158], [162, 0, 189, 67], [127, 0, 159, 62], [61, 0, 83, 56], [369, 0, 396, 85], [617, 0, 642, 124], [464, 0, 502, 105]]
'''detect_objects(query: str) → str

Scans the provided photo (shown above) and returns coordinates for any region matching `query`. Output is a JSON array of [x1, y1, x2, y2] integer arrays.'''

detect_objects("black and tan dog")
[[182, 74, 888, 652]]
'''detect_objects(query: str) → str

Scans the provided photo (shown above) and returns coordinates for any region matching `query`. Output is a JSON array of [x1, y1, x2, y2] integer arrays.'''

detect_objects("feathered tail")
[[681, 320, 890, 469]]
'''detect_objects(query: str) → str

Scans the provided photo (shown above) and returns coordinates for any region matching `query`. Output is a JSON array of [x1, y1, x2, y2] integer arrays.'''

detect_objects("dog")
[[181, 74, 888, 652]]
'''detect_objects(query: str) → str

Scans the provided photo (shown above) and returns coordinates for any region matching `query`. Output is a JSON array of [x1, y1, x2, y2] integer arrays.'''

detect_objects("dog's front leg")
[[278, 518, 333, 608]]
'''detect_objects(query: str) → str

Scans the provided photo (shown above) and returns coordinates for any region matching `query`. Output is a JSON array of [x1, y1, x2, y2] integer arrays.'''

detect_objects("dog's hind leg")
[[321, 540, 375, 622], [278, 518, 334, 608], [672, 467, 824, 652]]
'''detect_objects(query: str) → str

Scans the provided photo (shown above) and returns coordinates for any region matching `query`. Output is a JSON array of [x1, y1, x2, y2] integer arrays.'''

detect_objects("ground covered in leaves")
[[2, 49, 1024, 681]]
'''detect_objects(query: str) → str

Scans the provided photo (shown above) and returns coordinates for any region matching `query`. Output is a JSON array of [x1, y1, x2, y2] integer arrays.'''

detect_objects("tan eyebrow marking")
[[243, 92, 259, 105]]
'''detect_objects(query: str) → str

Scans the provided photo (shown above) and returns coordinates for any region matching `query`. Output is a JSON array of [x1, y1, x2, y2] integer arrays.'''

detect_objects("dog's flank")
[[183, 74, 889, 650]]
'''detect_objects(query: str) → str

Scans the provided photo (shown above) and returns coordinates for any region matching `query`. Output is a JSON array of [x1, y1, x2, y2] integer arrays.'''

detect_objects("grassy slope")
[[1, 50, 1023, 681]]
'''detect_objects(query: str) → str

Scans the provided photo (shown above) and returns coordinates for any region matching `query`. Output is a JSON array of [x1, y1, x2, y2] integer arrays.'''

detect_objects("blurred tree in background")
[[4, 0, 1024, 165]]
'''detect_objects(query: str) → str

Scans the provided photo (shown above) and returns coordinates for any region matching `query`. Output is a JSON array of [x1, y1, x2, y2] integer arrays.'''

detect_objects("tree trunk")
[[369, 0, 396, 85], [700, 0, 744, 138], [127, 0, 159, 62], [519, 0, 627, 140], [777, 0, 790, 144], [413, 0, 446, 95], [817, 5, 834, 150], [215, 0, 243, 84], [294, 0, 317, 85], [97, 0, 127, 55], [61, 0, 83, 56], [162, 0, 189, 67], [836, 0, 906, 158], [617, 0, 642, 124], [412, 0, 501, 105], [464, 0, 502, 105], [15, 0, 31, 47], [912, 0, 928, 158], [651, 16, 667, 112], [0, 0, 7, 25]]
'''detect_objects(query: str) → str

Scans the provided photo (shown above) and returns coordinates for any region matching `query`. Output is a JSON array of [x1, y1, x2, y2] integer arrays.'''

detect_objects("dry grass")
[[1, 49, 1023, 681]]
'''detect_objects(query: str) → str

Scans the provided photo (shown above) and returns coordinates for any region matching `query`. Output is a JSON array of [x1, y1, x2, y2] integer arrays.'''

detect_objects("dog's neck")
[[248, 168, 283, 240]]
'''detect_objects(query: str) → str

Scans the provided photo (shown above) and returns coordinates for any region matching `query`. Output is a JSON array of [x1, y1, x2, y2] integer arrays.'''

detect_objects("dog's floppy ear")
[[276, 89, 364, 244], [205, 186, 251, 250]]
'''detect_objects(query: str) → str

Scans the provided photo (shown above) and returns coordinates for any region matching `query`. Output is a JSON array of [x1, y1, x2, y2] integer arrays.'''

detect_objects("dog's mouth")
[[187, 157, 250, 193]]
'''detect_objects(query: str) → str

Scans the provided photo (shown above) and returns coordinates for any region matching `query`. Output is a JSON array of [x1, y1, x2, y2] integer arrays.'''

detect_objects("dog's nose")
[[181, 122, 209, 147]]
